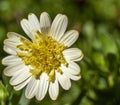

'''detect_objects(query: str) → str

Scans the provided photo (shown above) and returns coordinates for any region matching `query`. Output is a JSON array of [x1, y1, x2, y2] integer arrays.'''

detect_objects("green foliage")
[[0, 0, 120, 105]]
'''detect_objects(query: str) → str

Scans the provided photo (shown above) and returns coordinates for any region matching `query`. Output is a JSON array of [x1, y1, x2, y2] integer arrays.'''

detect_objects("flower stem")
[[18, 89, 30, 105]]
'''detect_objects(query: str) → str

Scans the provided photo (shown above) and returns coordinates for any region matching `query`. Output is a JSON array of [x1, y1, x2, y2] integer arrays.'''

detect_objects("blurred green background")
[[0, 0, 120, 105]]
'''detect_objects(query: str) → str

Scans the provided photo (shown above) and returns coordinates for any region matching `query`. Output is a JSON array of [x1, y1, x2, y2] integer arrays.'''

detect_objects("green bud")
[[0, 81, 9, 101], [92, 52, 108, 72], [108, 75, 114, 87], [83, 21, 95, 39], [97, 25, 118, 56]]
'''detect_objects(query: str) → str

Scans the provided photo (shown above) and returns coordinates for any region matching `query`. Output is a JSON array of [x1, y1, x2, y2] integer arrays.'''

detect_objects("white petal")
[[60, 65, 81, 81], [2, 55, 22, 66], [68, 62, 80, 75], [56, 72, 71, 90], [49, 79, 59, 100], [63, 48, 83, 62], [14, 76, 32, 91], [70, 75, 81, 81], [7, 32, 30, 43], [21, 13, 40, 40], [21, 19, 34, 40], [40, 12, 51, 34], [60, 30, 79, 47], [25, 78, 39, 99], [6, 32, 30, 44], [4, 42, 17, 51], [36, 73, 49, 101], [4, 62, 25, 76], [3, 45, 16, 55], [7, 32, 23, 39], [50, 14, 68, 41], [9, 66, 31, 85], [72, 57, 83, 62], [5, 33, 22, 47], [28, 13, 41, 33], [49, 14, 62, 38], [4, 39, 21, 48], [3, 32, 27, 55]]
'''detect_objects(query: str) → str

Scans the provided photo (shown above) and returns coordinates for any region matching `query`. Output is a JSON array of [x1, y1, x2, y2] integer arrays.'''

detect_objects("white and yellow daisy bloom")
[[2, 12, 83, 100]]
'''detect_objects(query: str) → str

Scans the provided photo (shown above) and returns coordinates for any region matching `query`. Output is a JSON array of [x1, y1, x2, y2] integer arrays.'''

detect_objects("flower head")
[[2, 12, 83, 100]]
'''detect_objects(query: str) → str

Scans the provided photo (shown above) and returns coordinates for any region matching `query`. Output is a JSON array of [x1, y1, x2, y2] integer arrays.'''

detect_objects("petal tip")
[[28, 13, 34, 16], [28, 13, 36, 19], [20, 19, 27, 26], [41, 12, 49, 15]]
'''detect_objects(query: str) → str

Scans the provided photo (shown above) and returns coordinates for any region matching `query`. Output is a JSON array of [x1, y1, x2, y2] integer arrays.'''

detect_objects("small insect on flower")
[[2, 12, 83, 100]]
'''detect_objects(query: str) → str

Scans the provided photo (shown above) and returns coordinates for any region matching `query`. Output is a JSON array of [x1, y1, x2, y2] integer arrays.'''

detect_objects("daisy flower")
[[2, 12, 83, 100]]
